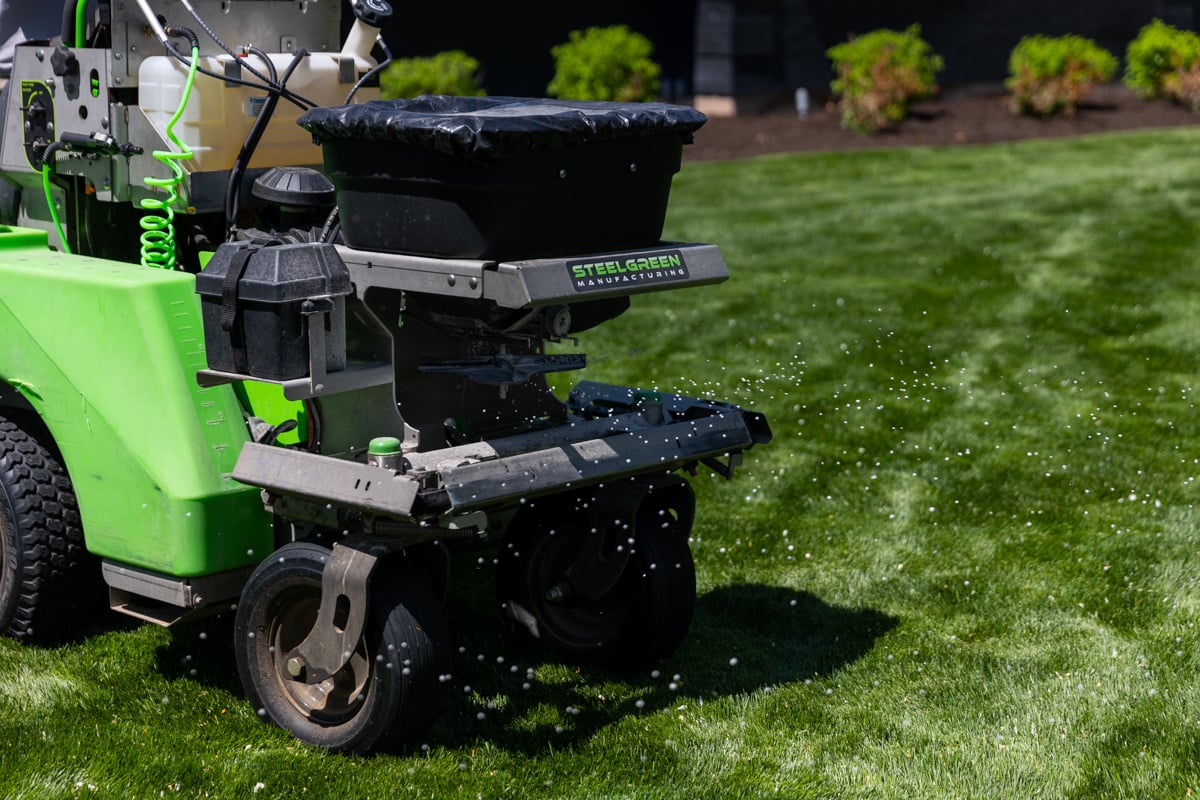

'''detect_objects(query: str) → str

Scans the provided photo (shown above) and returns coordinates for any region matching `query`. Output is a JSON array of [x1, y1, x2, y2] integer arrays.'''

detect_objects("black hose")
[[246, 46, 278, 85], [161, 39, 317, 111], [39, 140, 65, 169], [318, 206, 340, 243], [224, 48, 308, 239], [180, 1, 280, 91], [344, 35, 393, 104], [163, 24, 200, 52], [61, 1, 78, 46]]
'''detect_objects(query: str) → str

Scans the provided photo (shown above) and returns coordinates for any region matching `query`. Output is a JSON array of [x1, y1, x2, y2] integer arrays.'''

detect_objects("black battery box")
[[195, 240, 352, 381]]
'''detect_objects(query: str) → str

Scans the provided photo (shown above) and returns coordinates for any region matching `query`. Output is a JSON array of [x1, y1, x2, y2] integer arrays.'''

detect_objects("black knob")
[[50, 45, 79, 78], [352, 0, 393, 26]]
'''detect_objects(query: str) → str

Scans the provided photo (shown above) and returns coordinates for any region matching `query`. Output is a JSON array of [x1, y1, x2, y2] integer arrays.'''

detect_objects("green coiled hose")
[[139, 38, 200, 269]]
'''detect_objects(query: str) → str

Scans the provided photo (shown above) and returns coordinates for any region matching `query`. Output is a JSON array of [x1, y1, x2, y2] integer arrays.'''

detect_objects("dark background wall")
[[697, 0, 1200, 98], [378, 2, 697, 99], [377, 2, 1200, 99], [792, 1, 1197, 91]]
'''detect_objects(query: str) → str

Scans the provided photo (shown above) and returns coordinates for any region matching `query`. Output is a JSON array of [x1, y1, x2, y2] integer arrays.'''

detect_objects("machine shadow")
[[151, 563, 897, 757], [431, 580, 897, 754]]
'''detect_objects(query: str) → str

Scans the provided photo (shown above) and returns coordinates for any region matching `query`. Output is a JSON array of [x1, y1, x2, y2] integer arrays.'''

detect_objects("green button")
[[368, 436, 403, 456]]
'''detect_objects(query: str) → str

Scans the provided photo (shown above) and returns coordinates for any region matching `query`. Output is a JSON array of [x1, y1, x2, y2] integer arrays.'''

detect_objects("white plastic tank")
[[138, 52, 380, 173]]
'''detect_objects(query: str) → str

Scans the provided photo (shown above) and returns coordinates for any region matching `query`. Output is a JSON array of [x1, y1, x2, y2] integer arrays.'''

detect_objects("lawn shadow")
[[687, 583, 897, 689], [430, 582, 896, 754], [33, 586, 139, 648], [155, 611, 242, 695]]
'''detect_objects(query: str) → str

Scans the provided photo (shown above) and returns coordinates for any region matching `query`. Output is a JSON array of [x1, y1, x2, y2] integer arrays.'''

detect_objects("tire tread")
[[0, 415, 89, 643]]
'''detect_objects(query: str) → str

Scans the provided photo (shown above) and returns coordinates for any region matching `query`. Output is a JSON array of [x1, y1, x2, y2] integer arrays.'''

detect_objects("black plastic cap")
[[252, 167, 336, 209], [352, 0, 393, 26]]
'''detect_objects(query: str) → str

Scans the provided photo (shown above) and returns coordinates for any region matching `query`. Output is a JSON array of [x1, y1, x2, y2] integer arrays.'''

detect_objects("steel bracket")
[[286, 534, 398, 683]]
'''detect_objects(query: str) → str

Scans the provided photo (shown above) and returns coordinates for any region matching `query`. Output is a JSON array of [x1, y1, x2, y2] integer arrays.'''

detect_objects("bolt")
[[545, 584, 567, 603], [286, 657, 305, 678]]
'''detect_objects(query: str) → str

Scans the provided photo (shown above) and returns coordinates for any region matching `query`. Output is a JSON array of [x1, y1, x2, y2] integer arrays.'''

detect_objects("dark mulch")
[[684, 85, 1200, 162]]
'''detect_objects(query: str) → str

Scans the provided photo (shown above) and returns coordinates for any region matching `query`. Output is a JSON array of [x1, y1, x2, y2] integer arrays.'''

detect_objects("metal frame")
[[103, 561, 255, 624], [108, 0, 341, 85]]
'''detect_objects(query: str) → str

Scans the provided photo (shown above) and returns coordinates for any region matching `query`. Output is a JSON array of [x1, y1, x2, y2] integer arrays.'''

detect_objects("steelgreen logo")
[[568, 250, 689, 292]]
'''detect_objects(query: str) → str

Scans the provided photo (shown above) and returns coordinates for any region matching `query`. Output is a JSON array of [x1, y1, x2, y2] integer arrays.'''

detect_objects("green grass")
[[6, 127, 1200, 798]]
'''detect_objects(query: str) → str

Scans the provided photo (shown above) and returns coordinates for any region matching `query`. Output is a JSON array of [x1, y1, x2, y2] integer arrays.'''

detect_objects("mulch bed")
[[684, 85, 1200, 162]]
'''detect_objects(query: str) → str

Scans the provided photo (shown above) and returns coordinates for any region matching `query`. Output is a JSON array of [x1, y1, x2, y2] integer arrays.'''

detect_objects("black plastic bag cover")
[[297, 95, 706, 159]]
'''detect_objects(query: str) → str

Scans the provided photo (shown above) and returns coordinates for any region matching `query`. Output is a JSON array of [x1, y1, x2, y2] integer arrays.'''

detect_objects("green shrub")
[[1124, 19, 1200, 109], [826, 25, 943, 134], [547, 25, 661, 102], [380, 51, 485, 99], [1006, 35, 1117, 116]]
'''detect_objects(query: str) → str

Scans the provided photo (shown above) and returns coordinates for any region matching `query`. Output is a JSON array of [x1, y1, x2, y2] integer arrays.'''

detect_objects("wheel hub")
[[267, 593, 371, 724]]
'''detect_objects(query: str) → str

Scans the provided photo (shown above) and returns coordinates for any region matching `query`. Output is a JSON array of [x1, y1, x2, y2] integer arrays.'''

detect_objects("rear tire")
[[0, 414, 91, 643], [498, 480, 697, 668], [234, 542, 449, 753]]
